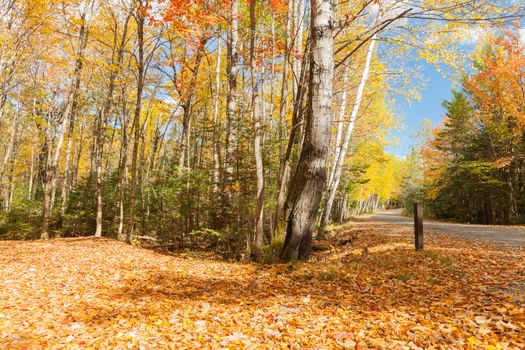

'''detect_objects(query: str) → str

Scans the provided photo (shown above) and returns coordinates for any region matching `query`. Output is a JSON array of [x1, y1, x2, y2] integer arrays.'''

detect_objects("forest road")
[[360, 209, 525, 248]]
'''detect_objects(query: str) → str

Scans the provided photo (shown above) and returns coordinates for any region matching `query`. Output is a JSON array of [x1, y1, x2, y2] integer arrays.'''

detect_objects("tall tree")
[[280, 0, 334, 261], [127, 0, 146, 243], [42, 1, 92, 239], [319, 33, 377, 235], [94, 8, 131, 238], [224, 0, 240, 193], [249, 0, 265, 260]]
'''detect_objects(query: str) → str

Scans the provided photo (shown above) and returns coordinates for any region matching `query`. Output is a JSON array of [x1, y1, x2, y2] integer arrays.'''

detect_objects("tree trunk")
[[318, 35, 376, 236], [273, 34, 310, 235], [250, 0, 265, 260], [293, 0, 306, 92], [59, 117, 75, 218], [94, 13, 130, 237], [280, 0, 334, 261], [212, 35, 222, 193], [41, 133, 54, 240], [224, 0, 239, 191], [41, 9, 89, 239], [127, 7, 145, 243], [2, 140, 17, 212], [178, 38, 208, 169], [117, 88, 130, 241], [277, 0, 292, 177], [0, 116, 17, 208], [28, 143, 35, 200]]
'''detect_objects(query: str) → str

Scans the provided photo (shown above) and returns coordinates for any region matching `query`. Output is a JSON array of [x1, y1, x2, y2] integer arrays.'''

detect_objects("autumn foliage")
[[419, 29, 525, 224]]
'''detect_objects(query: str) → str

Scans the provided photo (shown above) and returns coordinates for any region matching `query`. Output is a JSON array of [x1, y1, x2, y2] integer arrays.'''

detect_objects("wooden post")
[[414, 202, 423, 251]]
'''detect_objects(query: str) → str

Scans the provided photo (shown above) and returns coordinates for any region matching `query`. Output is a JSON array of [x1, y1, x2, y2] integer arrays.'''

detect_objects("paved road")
[[363, 209, 525, 247]]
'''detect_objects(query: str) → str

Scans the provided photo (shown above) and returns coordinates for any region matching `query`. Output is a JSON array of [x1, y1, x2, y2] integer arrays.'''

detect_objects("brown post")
[[414, 202, 423, 251]]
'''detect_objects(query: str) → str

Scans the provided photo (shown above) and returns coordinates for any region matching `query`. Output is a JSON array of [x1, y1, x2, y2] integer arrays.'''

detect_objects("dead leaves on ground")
[[0, 224, 523, 349]]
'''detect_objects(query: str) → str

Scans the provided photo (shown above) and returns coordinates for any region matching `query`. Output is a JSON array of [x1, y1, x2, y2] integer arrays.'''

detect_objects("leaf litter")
[[0, 221, 523, 349]]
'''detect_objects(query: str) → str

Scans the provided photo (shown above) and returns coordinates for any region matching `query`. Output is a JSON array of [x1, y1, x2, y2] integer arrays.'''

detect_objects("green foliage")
[[406, 32, 525, 224], [189, 228, 223, 249], [0, 197, 41, 240], [400, 152, 425, 216], [261, 234, 285, 264], [189, 228, 222, 239]]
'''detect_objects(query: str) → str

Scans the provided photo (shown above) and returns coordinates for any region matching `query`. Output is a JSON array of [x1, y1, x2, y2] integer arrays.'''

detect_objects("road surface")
[[363, 209, 525, 247]]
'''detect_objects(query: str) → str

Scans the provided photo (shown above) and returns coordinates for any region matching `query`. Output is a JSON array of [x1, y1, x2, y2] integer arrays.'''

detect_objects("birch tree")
[[319, 34, 377, 235], [224, 0, 240, 191], [249, 0, 265, 260]]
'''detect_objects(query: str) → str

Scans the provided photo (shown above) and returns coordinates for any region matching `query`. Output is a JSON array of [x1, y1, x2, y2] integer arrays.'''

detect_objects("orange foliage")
[[268, 0, 287, 14], [0, 223, 524, 348], [162, 0, 227, 38], [464, 31, 525, 136]]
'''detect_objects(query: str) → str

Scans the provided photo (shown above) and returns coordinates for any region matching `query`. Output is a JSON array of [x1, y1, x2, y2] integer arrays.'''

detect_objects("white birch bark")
[[327, 65, 350, 189], [28, 142, 34, 200], [0, 116, 17, 203], [319, 34, 377, 233], [250, 0, 265, 259], [212, 36, 221, 193], [41, 1, 92, 239], [224, 0, 239, 187]]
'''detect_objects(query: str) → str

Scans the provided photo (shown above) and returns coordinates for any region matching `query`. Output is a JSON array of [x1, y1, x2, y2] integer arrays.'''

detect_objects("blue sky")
[[386, 26, 525, 158], [387, 62, 456, 157]]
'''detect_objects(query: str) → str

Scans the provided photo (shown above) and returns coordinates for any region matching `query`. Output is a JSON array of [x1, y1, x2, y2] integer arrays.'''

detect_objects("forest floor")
[[0, 221, 524, 349]]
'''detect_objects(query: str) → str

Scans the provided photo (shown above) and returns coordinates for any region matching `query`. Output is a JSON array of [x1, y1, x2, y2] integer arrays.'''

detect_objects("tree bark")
[[212, 35, 222, 193], [0, 115, 17, 208], [276, 0, 291, 176], [273, 34, 310, 235], [178, 38, 208, 169], [117, 86, 130, 241], [59, 116, 75, 218], [41, 8, 89, 239], [224, 0, 239, 191], [318, 35, 376, 236], [249, 0, 265, 260], [280, 0, 334, 261], [28, 142, 35, 201], [292, 0, 306, 93], [94, 12, 130, 237], [127, 4, 145, 243]]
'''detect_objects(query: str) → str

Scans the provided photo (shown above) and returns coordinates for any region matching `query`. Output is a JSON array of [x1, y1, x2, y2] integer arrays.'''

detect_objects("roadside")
[[359, 209, 525, 248]]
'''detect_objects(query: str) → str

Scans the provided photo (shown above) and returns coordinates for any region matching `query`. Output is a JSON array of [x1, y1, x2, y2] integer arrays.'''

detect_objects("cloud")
[[458, 27, 525, 46], [366, 0, 411, 28], [520, 28, 525, 44], [458, 27, 486, 45]]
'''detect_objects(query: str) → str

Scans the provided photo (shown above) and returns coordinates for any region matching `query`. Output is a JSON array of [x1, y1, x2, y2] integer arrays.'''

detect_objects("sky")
[[386, 27, 525, 158], [386, 62, 456, 157]]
